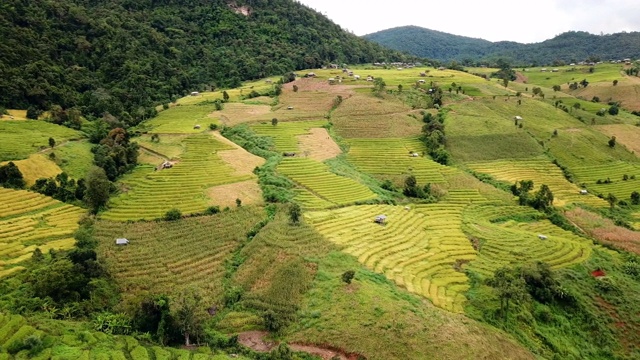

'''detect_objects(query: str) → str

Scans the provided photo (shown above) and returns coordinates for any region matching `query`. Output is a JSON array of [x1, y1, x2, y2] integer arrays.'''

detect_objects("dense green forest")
[[0, 0, 416, 123], [365, 26, 640, 65]]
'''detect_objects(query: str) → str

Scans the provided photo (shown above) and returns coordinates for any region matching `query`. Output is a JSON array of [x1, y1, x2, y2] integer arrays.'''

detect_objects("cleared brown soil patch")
[[238, 331, 351, 360], [566, 207, 640, 254], [515, 71, 528, 83], [596, 124, 640, 155], [283, 77, 357, 95], [212, 132, 266, 176], [218, 103, 272, 126], [573, 79, 640, 111], [297, 128, 342, 161], [207, 180, 263, 207]]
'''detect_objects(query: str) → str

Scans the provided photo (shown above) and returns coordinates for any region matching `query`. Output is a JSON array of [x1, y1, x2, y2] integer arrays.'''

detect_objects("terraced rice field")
[[96, 207, 263, 301], [250, 120, 328, 152], [0, 120, 82, 161], [102, 134, 254, 221], [468, 158, 608, 207], [346, 138, 447, 184], [146, 104, 219, 133], [0, 188, 84, 278], [571, 162, 640, 199], [462, 204, 592, 278], [306, 204, 477, 313], [277, 158, 377, 209], [1, 154, 62, 186]]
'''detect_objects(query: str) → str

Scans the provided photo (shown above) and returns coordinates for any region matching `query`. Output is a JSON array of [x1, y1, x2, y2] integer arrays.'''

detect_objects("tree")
[[222, 91, 230, 102], [172, 287, 206, 346], [613, 79, 618, 86], [488, 267, 529, 322], [288, 203, 301, 225], [552, 85, 561, 92], [150, 133, 160, 142], [608, 105, 619, 115], [397, 84, 403, 92], [606, 193, 617, 209], [235, 198, 242, 207], [502, 77, 509, 88], [531, 184, 554, 211], [271, 118, 278, 126], [213, 99, 223, 111], [341, 270, 355, 284], [532, 87, 542, 97], [403, 175, 419, 197], [292, 84, 299, 92], [26, 106, 39, 120], [48, 137, 56, 148], [372, 77, 386, 96], [165, 208, 182, 221], [608, 136, 616, 148], [631, 191, 640, 205], [84, 167, 111, 213], [580, 79, 589, 88], [0, 162, 26, 189]]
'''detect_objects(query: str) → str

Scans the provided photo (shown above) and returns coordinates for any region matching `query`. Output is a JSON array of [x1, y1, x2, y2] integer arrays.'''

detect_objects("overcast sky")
[[296, 0, 640, 43]]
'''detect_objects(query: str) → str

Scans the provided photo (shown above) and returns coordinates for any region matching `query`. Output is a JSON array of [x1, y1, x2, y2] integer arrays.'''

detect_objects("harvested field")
[[596, 124, 640, 155], [1, 154, 62, 186], [566, 207, 640, 254], [207, 180, 263, 207], [213, 131, 266, 176], [219, 103, 272, 126], [297, 128, 342, 161]]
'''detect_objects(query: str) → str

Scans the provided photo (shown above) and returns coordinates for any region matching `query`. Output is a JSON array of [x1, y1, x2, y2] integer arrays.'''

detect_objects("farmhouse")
[[287, 106, 294, 110], [306, 72, 316, 78], [410, 152, 419, 157], [283, 152, 296, 157], [328, 78, 336, 84], [374, 215, 387, 224], [116, 238, 130, 245], [437, 66, 446, 70], [354, 75, 360, 80]]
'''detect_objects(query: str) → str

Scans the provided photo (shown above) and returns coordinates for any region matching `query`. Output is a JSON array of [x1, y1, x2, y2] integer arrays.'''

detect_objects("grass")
[[565, 207, 640, 254], [521, 64, 625, 88], [0, 121, 83, 161], [43, 140, 94, 179], [277, 158, 378, 209], [95, 207, 264, 303], [0, 188, 84, 278], [102, 134, 256, 221]]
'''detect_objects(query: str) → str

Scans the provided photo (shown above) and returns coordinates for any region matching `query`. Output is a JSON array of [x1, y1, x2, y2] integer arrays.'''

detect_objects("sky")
[[296, 0, 640, 43]]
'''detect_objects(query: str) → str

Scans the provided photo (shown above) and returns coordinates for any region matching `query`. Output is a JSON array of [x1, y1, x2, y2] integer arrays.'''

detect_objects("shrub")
[[263, 310, 283, 332], [341, 270, 355, 284], [204, 206, 220, 215], [164, 208, 182, 221], [209, 123, 218, 130]]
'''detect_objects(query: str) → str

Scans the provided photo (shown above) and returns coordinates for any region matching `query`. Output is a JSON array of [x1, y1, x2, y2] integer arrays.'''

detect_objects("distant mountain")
[[364, 26, 640, 65]]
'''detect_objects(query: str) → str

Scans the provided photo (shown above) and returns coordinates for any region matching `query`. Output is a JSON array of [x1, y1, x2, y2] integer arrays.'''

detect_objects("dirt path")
[[515, 71, 528, 83], [237, 331, 352, 360]]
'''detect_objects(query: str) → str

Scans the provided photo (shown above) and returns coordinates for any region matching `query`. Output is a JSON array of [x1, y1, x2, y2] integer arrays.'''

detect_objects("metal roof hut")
[[374, 215, 387, 224], [116, 238, 129, 245]]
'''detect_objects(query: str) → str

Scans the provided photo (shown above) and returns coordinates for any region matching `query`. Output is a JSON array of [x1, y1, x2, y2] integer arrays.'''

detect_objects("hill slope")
[[365, 26, 640, 64], [0, 0, 414, 122]]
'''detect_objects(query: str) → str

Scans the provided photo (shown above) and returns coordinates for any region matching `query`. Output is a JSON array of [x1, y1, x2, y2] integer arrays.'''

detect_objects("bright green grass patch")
[[448, 133, 544, 163], [103, 134, 253, 221], [96, 207, 264, 303], [463, 204, 592, 279], [0, 121, 83, 161], [146, 104, 219, 134], [522, 64, 625, 88], [346, 137, 447, 184], [468, 157, 607, 207], [136, 134, 189, 160], [0, 188, 84, 278], [250, 120, 328, 152], [42, 140, 94, 179], [277, 158, 377, 208]]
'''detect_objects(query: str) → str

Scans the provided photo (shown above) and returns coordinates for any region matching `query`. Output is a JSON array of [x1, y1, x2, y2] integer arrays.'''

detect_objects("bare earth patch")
[[297, 128, 342, 161], [217, 103, 272, 126], [596, 124, 640, 155], [207, 180, 263, 207], [566, 207, 640, 255], [238, 331, 350, 360], [212, 132, 266, 176]]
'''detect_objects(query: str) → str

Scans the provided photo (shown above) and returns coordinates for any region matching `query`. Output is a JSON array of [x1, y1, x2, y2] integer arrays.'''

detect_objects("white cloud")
[[296, 0, 640, 43]]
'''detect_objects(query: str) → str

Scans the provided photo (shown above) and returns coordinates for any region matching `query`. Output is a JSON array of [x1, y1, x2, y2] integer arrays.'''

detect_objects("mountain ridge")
[[364, 25, 640, 64]]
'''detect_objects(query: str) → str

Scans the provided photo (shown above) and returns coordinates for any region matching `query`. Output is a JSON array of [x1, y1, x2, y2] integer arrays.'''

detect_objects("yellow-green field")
[[0, 120, 83, 161], [468, 157, 607, 207], [250, 120, 328, 152], [1, 154, 62, 186], [278, 158, 377, 208], [0, 188, 84, 278], [102, 134, 256, 221]]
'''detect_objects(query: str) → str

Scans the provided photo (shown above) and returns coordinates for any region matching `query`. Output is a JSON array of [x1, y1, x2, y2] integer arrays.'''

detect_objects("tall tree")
[[172, 287, 207, 346], [84, 167, 111, 213]]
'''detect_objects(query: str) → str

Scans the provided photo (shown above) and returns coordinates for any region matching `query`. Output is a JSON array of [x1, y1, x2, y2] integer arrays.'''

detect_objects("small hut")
[[116, 238, 130, 245], [374, 215, 387, 224]]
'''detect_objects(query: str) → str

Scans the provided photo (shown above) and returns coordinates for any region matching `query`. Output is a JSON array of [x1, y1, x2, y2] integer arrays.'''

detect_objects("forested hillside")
[[365, 26, 640, 65], [0, 0, 414, 123]]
